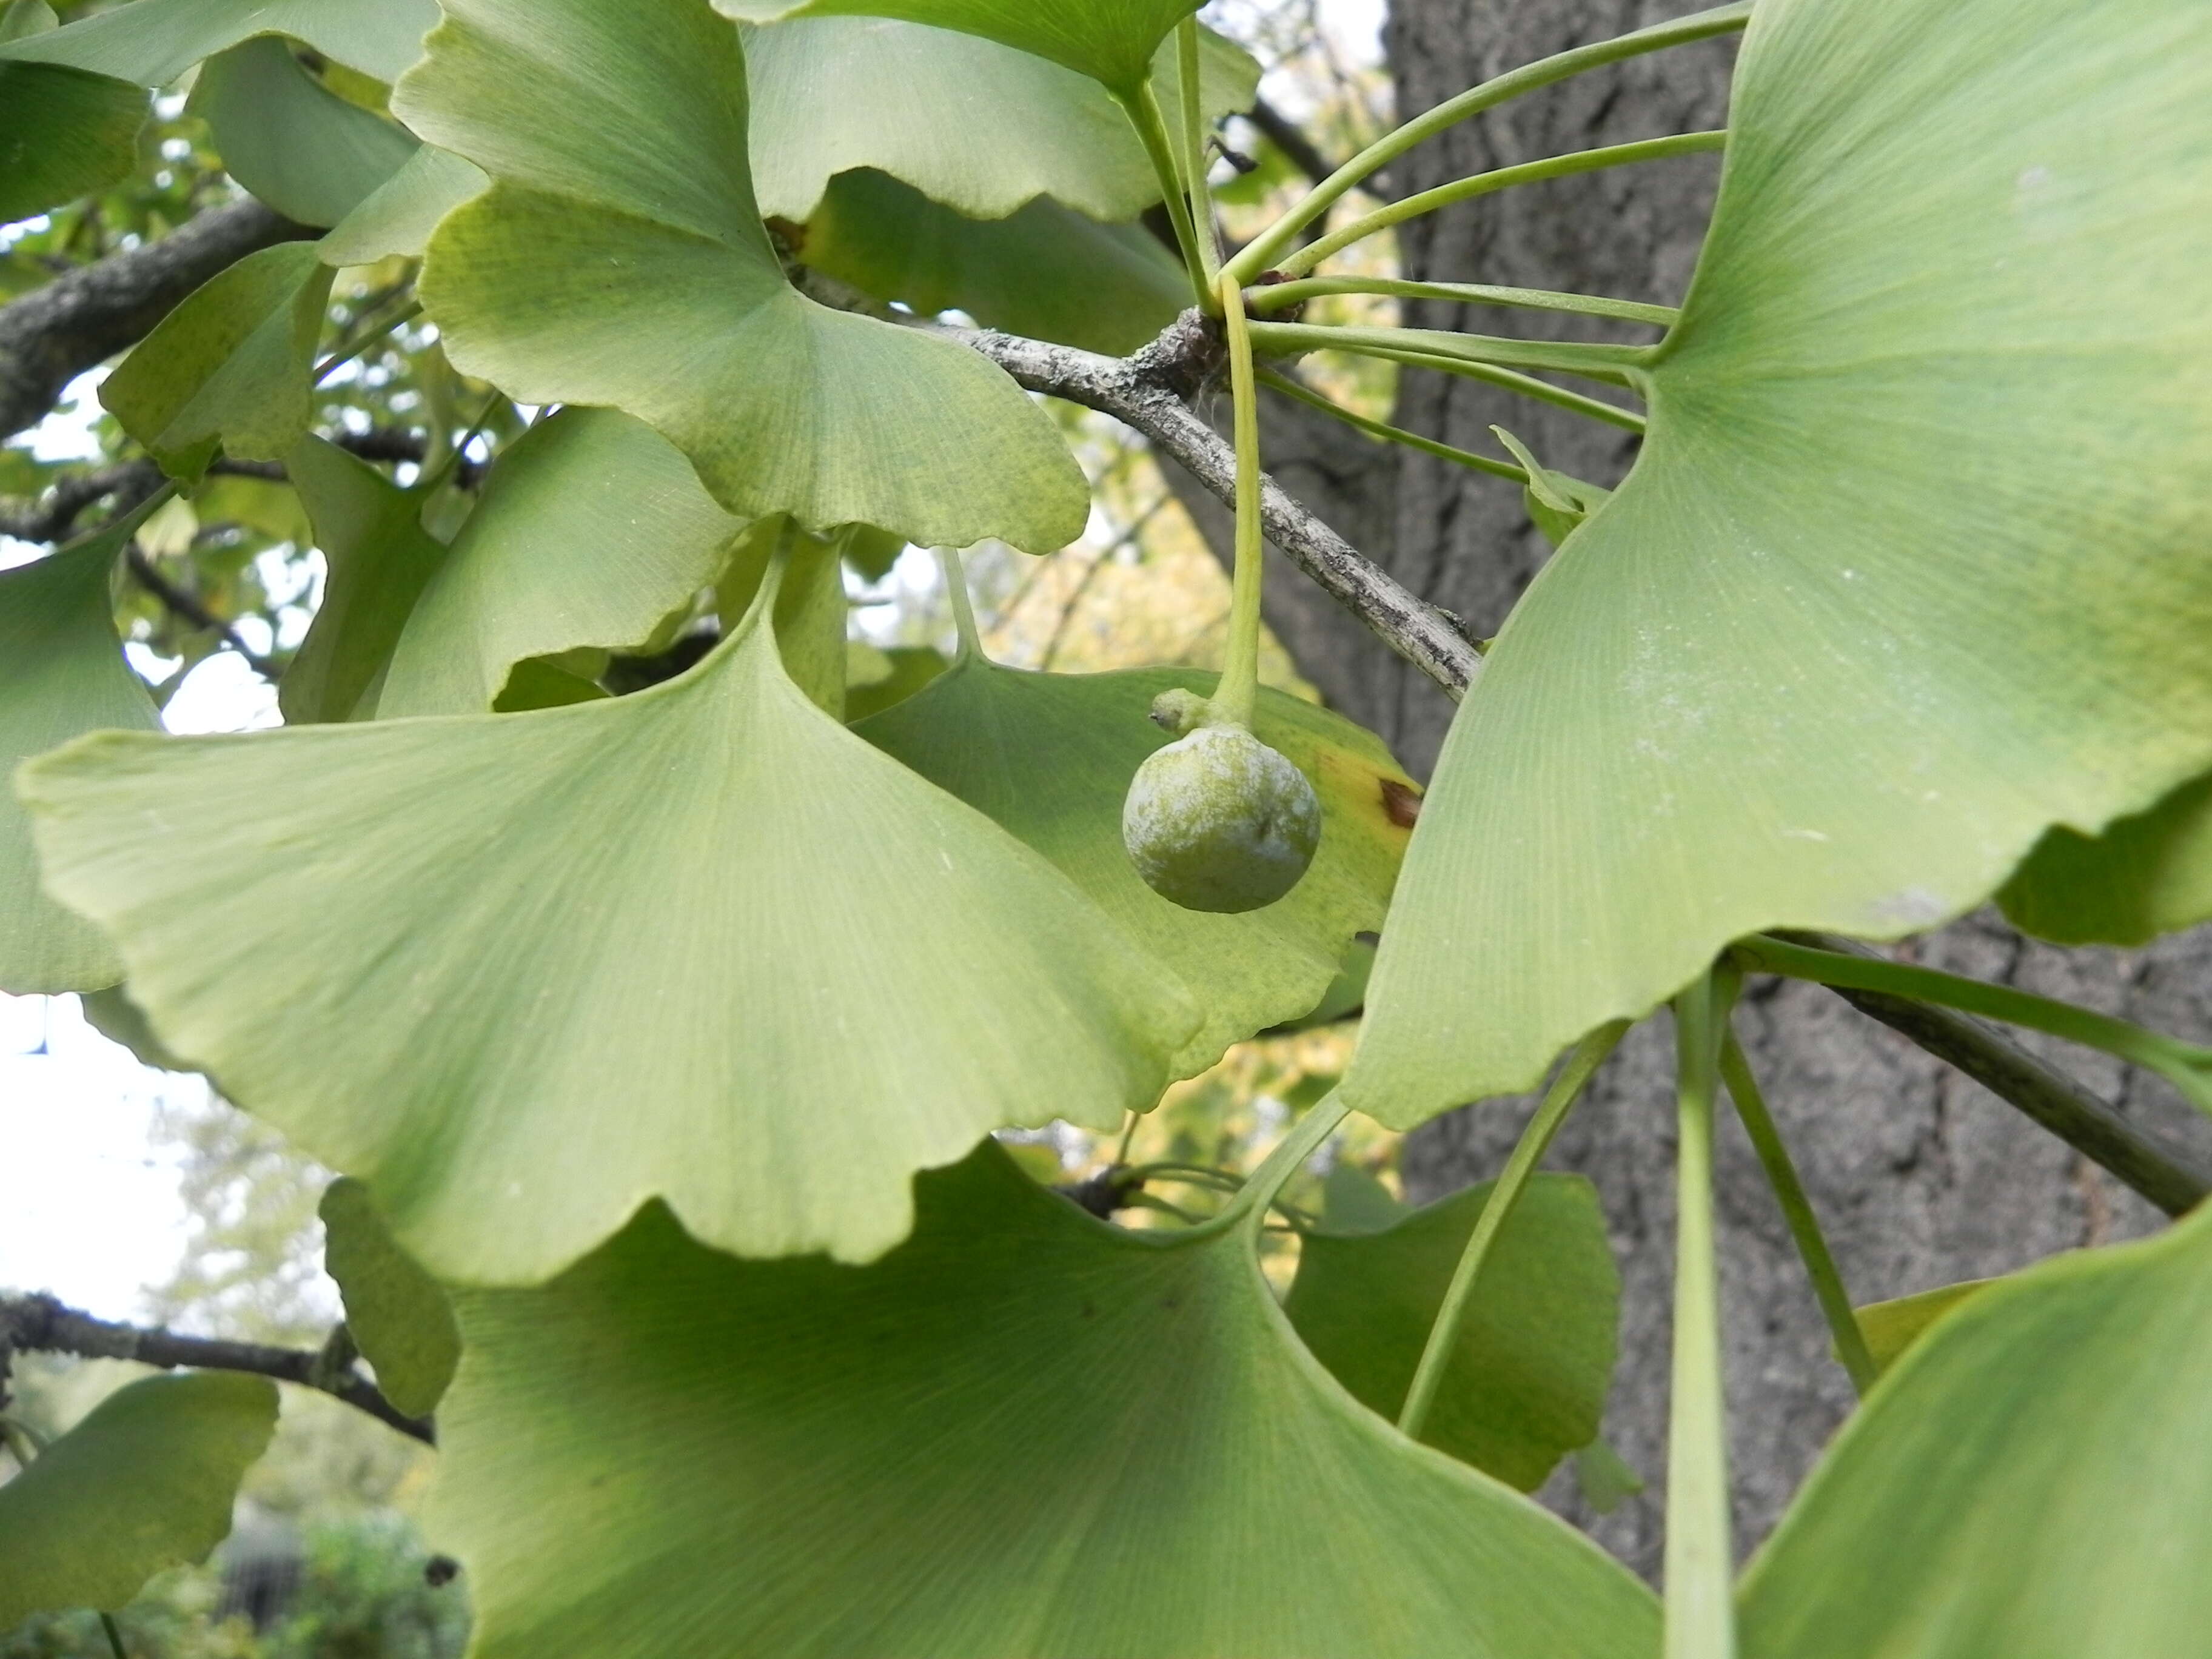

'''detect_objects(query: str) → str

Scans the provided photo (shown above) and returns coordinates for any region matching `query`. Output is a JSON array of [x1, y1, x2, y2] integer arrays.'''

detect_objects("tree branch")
[[0, 1292, 434, 1446], [940, 315, 1483, 697], [1784, 932, 2212, 1218], [0, 199, 314, 442]]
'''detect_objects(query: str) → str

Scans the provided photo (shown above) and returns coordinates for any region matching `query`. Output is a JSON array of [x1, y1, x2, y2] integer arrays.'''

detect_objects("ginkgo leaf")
[[280, 435, 451, 724], [744, 15, 1259, 221], [1999, 768, 2212, 948], [432, 1141, 1657, 1659], [717, 0, 1201, 97], [1847, 1279, 1992, 1377], [0, 1373, 276, 1628], [191, 36, 418, 228], [99, 242, 334, 484], [856, 657, 1415, 1076], [0, 511, 161, 995], [1284, 1173, 1618, 1491], [796, 168, 1185, 355], [21, 566, 1200, 1282], [1740, 1207, 2212, 1658], [379, 408, 742, 719], [316, 144, 487, 267], [0, 0, 440, 84], [321, 1177, 461, 1419], [0, 44, 145, 224], [1348, 0, 2212, 1121], [390, 0, 1088, 552]]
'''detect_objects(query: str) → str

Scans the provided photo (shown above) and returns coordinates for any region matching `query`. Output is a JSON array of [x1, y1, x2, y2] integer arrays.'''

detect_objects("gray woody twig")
[[0, 1293, 434, 1446]]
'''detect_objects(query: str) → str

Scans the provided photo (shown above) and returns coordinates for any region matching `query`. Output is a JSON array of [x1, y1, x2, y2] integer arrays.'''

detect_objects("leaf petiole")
[[1257, 367, 1529, 483], [1732, 934, 2212, 1118], [1212, 269, 1265, 729], [1277, 131, 1728, 280], [1118, 82, 1213, 309], [1247, 276, 1679, 329], [1265, 331, 1647, 432], [1201, 1088, 1355, 1241], [1248, 320, 1652, 386], [1719, 1032, 1880, 1396], [1667, 965, 1740, 1659], [1175, 18, 1222, 287], [1398, 1019, 1627, 1443], [1224, 1, 1751, 284]]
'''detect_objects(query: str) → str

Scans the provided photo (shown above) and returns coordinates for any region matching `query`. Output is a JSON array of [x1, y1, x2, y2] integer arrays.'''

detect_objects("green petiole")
[[1206, 1088, 1355, 1241], [1732, 934, 2212, 1118], [1667, 965, 1741, 1659], [1398, 1020, 1627, 1443], [1213, 270, 1265, 729], [1256, 367, 1530, 483], [1248, 275, 1679, 329], [1248, 320, 1652, 386], [1278, 130, 1729, 279], [1176, 18, 1221, 287], [313, 298, 424, 387], [1273, 333, 1647, 432], [1119, 83, 1213, 309], [1720, 1033, 1880, 1396], [936, 545, 984, 660], [1224, 0, 1751, 284]]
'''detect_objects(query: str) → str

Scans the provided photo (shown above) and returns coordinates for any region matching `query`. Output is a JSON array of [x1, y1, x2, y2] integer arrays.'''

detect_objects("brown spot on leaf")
[[1380, 778, 1423, 829]]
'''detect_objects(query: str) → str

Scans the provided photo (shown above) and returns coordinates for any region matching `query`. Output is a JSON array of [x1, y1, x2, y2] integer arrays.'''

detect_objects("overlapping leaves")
[[432, 1142, 1657, 1659], [1350, 0, 2212, 1119], [21, 571, 1199, 1281], [0, 0, 439, 85], [390, 0, 1088, 551], [857, 657, 1416, 1074], [1741, 1204, 2212, 1657]]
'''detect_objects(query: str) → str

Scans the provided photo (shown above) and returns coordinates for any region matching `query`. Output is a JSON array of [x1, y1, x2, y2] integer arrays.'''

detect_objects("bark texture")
[[1172, 0, 2212, 1580]]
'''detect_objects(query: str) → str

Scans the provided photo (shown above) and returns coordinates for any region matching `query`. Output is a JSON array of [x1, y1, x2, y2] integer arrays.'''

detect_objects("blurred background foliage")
[[1, 0, 1401, 1650]]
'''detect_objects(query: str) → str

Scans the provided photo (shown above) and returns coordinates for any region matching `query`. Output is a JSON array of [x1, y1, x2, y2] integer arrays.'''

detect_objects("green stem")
[[1398, 1021, 1627, 1442], [1288, 337, 1647, 432], [101, 1613, 129, 1659], [936, 545, 984, 660], [1718, 1033, 1879, 1396], [1732, 934, 2212, 1118], [1280, 131, 1728, 278], [312, 298, 423, 387], [1128, 1160, 1245, 1189], [1176, 18, 1221, 286], [1224, 0, 1751, 284], [1248, 276, 1678, 329], [1666, 967, 1738, 1659], [1119, 84, 1213, 309], [1257, 367, 1528, 483], [1213, 272, 1264, 730], [1203, 1089, 1354, 1241], [1248, 320, 1651, 385]]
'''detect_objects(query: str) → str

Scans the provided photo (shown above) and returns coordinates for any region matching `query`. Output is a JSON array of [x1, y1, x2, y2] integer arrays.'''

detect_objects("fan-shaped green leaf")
[[1349, 0, 2212, 1121], [1284, 1172, 1618, 1491], [390, 0, 1087, 552], [1999, 769, 2212, 948], [1, 513, 159, 996], [0, 0, 440, 84], [796, 169, 1184, 354], [0, 1373, 276, 1627], [21, 580, 1199, 1281], [432, 1141, 1655, 1659], [280, 435, 451, 724], [718, 0, 1200, 96], [843, 643, 946, 722], [857, 658, 1415, 1076], [192, 36, 417, 228], [380, 409, 742, 718], [321, 1176, 461, 1419], [744, 15, 1257, 221], [1740, 1206, 2212, 1658], [99, 242, 333, 485], [317, 144, 487, 267], [1847, 1278, 1991, 1377], [0, 37, 146, 224]]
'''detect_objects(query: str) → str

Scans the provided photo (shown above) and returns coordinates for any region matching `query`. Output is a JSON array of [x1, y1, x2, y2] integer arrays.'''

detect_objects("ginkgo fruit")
[[1122, 688, 1322, 913]]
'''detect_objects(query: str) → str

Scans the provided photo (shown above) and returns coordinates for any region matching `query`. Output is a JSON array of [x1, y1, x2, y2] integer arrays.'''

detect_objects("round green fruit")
[[1122, 722, 1322, 914]]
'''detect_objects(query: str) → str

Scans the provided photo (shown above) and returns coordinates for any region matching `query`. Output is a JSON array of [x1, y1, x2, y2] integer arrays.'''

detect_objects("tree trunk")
[[1181, 0, 2212, 1579]]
